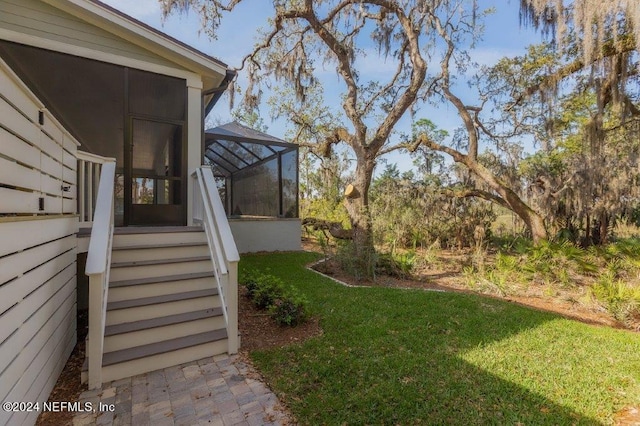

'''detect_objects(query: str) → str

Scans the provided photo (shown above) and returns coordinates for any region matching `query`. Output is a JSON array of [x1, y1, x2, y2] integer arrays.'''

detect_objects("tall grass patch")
[[464, 238, 640, 326]]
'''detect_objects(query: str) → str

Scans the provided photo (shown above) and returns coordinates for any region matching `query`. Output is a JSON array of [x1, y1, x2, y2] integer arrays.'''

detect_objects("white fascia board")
[[41, 0, 228, 82]]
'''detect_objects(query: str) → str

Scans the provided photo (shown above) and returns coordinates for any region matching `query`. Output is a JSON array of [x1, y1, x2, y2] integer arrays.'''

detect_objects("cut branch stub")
[[344, 184, 360, 199], [302, 217, 353, 240]]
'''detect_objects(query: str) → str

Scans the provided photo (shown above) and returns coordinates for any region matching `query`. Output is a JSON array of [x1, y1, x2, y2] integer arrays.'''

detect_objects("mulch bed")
[[238, 286, 322, 352], [36, 311, 87, 426]]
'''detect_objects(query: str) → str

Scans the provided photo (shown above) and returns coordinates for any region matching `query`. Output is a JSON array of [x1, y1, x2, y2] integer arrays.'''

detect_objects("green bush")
[[253, 275, 282, 309], [270, 292, 309, 326], [376, 251, 416, 278], [242, 271, 261, 299], [331, 240, 378, 280], [240, 269, 309, 326]]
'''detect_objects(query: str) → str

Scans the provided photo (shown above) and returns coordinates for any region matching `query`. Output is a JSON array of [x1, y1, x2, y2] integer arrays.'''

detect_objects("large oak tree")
[[162, 0, 486, 274], [421, 1, 640, 245]]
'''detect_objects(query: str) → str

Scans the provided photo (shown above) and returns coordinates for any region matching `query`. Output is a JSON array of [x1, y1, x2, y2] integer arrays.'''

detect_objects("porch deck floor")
[[72, 354, 292, 426]]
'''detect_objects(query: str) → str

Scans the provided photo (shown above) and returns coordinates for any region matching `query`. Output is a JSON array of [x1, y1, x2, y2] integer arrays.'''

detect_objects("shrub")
[[241, 270, 261, 299], [252, 274, 283, 309], [240, 269, 309, 326], [270, 291, 309, 326], [335, 239, 377, 280], [376, 251, 416, 278], [591, 273, 640, 326]]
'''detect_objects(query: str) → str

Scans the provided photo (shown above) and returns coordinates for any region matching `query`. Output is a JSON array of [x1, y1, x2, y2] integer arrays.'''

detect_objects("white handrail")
[[192, 167, 240, 353], [85, 161, 116, 389], [77, 151, 116, 226], [200, 169, 240, 262]]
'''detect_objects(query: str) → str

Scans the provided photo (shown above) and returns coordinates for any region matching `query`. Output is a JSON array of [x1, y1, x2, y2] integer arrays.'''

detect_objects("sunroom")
[[205, 121, 301, 253]]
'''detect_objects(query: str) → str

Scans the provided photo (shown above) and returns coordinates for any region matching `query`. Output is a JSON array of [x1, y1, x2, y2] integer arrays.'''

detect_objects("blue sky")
[[103, 0, 542, 171]]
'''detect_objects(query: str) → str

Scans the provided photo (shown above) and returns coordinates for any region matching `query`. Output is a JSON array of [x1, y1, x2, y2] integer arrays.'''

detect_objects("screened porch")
[[205, 122, 301, 252], [205, 121, 299, 219]]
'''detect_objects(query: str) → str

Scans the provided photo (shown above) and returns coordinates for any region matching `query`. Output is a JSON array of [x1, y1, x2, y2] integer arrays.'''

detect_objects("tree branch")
[[361, 39, 409, 115], [301, 0, 367, 145], [432, 12, 480, 160], [441, 187, 510, 209], [367, 0, 428, 152], [511, 34, 637, 108]]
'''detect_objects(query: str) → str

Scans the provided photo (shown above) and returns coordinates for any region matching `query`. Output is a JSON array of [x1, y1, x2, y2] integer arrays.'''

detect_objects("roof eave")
[[204, 69, 236, 115], [41, 0, 229, 81]]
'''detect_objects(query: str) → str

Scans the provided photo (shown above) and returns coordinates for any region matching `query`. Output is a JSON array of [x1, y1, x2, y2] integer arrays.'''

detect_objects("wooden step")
[[106, 289, 220, 326], [112, 227, 207, 248], [108, 272, 215, 302], [101, 330, 228, 382], [82, 329, 228, 384], [103, 329, 227, 366], [112, 241, 208, 250], [109, 256, 212, 282], [107, 288, 218, 310], [110, 242, 209, 263], [110, 271, 215, 288], [81, 226, 204, 238], [113, 226, 204, 234], [105, 308, 224, 336], [103, 308, 225, 352], [111, 256, 211, 269]]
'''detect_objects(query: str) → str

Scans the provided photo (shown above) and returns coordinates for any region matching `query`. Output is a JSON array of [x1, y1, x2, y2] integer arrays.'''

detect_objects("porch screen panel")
[[0, 41, 125, 164], [281, 150, 298, 218], [128, 69, 185, 120], [231, 158, 278, 216]]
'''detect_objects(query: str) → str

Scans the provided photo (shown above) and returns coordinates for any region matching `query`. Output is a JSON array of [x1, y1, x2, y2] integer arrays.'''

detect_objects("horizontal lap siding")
[[0, 50, 78, 426], [0, 126, 40, 169], [0, 56, 78, 215], [0, 0, 179, 68], [0, 218, 77, 426]]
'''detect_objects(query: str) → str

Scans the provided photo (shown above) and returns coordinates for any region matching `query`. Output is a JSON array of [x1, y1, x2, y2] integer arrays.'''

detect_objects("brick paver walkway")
[[73, 354, 292, 426]]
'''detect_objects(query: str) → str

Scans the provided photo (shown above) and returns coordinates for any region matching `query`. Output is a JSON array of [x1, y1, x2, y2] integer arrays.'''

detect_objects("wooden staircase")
[[82, 227, 229, 384]]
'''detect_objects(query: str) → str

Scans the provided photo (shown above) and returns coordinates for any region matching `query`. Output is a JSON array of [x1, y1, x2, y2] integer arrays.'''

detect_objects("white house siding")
[[0, 0, 178, 69], [229, 218, 302, 253], [0, 57, 78, 425], [0, 56, 78, 214], [0, 218, 77, 426]]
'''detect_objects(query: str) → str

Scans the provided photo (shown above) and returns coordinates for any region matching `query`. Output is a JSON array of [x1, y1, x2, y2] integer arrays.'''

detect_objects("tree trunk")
[[585, 213, 592, 246], [343, 159, 376, 278], [515, 203, 548, 245], [598, 212, 610, 245], [464, 159, 549, 245]]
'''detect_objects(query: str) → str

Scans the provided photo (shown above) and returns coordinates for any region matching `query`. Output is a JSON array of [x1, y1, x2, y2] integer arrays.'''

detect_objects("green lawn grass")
[[241, 252, 640, 425]]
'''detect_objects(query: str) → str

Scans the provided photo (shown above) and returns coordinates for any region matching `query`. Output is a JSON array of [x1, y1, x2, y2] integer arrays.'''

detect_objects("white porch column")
[[186, 77, 203, 226]]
